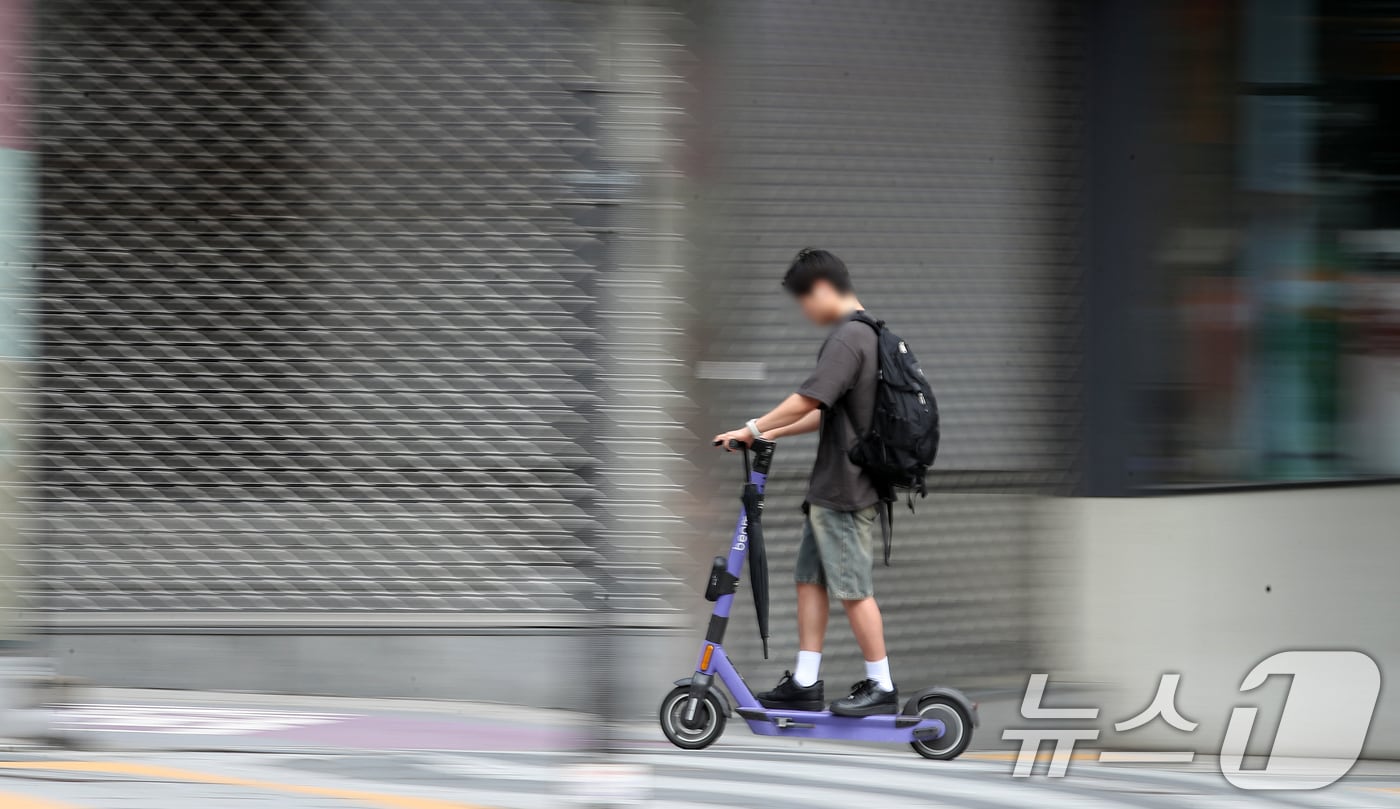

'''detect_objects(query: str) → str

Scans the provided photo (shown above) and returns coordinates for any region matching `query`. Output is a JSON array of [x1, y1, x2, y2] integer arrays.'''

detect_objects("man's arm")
[[766, 408, 820, 440], [712, 393, 822, 449], [714, 324, 863, 450]]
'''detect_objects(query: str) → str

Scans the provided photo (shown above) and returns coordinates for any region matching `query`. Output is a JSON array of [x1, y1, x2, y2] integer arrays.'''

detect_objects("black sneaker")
[[756, 671, 824, 712], [830, 679, 898, 716]]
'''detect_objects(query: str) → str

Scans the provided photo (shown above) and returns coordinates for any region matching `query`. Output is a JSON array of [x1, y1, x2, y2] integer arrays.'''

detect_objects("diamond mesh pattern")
[[28, 0, 646, 615], [26, 0, 1078, 688]]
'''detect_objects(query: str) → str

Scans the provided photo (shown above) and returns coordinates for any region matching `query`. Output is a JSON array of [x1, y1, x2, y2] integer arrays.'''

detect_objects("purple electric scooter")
[[660, 438, 977, 759]]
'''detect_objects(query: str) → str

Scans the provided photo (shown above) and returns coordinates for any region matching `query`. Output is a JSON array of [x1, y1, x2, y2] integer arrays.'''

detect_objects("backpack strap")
[[879, 497, 893, 566], [851, 310, 893, 565], [848, 310, 884, 332]]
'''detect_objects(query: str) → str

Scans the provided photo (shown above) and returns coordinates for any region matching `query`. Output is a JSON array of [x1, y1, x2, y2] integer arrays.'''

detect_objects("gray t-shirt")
[[796, 316, 879, 511]]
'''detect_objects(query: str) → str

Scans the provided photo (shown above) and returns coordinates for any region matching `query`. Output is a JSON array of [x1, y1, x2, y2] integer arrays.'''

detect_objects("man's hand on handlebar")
[[711, 395, 821, 451], [712, 428, 755, 451]]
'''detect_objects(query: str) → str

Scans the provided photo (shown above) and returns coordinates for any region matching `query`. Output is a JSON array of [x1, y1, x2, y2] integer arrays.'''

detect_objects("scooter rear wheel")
[[908, 695, 973, 760], [659, 686, 727, 750]]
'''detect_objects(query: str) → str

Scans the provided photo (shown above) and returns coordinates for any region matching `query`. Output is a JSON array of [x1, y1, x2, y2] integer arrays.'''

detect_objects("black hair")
[[781, 247, 853, 295]]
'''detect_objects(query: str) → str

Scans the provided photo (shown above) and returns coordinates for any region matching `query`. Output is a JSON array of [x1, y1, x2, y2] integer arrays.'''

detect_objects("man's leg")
[[797, 582, 830, 652], [823, 505, 898, 716], [843, 596, 894, 693], [841, 596, 885, 661], [756, 513, 827, 710], [794, 582, 830, 686]]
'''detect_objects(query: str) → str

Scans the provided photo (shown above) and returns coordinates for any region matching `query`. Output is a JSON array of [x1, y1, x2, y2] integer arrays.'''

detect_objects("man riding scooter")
[[712, 248, 897, 717]]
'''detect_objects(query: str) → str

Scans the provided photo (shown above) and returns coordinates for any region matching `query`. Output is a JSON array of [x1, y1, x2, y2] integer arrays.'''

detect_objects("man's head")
[[782, 247, 857, 324]]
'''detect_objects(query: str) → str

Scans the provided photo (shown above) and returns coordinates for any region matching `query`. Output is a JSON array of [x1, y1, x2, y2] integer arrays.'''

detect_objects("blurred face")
[[795, 279, 847, 325]]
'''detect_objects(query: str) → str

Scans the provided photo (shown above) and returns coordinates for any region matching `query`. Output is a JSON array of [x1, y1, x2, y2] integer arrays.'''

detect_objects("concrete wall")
[[1048, 484, 1400, 757], [45, 627, 693, 718]]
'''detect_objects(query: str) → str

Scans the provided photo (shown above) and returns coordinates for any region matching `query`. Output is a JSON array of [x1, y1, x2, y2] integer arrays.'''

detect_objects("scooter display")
[[660, 438, 977, 759]]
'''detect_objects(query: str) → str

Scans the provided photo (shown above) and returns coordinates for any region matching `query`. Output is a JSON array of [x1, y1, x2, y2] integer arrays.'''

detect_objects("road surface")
[[0, 688, 1396, 808]]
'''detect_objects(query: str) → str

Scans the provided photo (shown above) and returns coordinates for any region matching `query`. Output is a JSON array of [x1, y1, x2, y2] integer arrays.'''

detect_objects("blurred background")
[[0, 0, 1398, 758]]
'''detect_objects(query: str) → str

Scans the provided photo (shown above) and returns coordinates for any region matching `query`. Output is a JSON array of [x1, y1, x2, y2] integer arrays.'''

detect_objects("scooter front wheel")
[[659, 686, 727, 750], [908, 695, 973, 760]]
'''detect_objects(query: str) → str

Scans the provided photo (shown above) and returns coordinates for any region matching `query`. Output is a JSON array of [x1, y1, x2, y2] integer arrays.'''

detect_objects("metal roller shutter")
[[687, 0, 1079, 682], [28, 0, 682, 620]]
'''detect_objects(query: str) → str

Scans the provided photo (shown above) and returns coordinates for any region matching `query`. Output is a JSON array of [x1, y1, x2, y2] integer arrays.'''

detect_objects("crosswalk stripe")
[[54, 704, 349, 735], [649, 773, 966, 809], [632, 752, 1145, 809], [631, 748, 1383, 809]]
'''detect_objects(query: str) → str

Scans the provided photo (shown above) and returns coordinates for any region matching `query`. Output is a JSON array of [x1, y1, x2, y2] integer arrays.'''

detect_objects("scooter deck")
[[734, 706, 947, 743]]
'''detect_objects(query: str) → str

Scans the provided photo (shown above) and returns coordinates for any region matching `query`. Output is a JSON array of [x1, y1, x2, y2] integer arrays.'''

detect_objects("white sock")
[[865, 657, 894, 692], [793, 650, 822, 687]]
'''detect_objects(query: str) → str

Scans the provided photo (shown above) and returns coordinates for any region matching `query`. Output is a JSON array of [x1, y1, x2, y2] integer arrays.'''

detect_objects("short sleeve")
[[797, 335, 862, 408]]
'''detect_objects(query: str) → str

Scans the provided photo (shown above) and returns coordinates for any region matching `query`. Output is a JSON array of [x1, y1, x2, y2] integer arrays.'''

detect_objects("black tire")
[[908, 695, 973, 760], [659, 686, 727, 750]]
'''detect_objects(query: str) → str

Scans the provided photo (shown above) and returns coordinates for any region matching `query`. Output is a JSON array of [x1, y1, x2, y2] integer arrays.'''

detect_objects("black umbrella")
[[742, 482, 770, 659]]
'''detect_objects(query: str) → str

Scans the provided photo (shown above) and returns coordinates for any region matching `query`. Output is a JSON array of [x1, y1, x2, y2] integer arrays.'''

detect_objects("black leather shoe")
[[757, 671, 824, 712], [830, 679, 898, 716]]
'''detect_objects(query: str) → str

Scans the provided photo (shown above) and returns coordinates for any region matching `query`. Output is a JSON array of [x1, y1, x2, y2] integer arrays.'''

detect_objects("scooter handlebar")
[[709, 438, 750, 450], [710, 438, 751, 478]]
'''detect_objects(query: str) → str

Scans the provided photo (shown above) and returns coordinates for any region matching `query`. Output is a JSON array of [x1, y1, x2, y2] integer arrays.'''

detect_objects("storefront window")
[[1153, 0, 1400, 484]]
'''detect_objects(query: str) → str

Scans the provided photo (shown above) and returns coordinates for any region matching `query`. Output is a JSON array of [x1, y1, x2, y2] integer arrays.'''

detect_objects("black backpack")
[[846, 312, 939, 562]]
